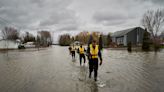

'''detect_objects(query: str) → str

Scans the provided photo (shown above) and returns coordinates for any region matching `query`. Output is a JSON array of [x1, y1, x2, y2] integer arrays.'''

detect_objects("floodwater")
[[0, 46, 164, 92]]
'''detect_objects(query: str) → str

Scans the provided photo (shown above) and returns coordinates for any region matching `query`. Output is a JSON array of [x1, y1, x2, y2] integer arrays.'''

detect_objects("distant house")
[[160, 32, 164, 45], [111, 27, 145, 46], [71, 41, 81, 46], [0, 39, 20, 49], [160, 32, 164, 40]]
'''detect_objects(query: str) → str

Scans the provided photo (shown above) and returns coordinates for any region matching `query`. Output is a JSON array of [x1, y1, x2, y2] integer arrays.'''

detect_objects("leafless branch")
[[142, 9, 164, 39]]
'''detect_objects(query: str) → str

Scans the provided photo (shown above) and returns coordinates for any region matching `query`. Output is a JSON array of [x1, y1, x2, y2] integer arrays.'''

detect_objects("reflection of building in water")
[[111, 27, 145, 46]]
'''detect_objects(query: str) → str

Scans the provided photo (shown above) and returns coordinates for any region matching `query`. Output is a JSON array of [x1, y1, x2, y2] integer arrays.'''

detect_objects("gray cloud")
[[39, 10, 79, 31], [58, 24, 78, 31], [0, 0, 76, 31], [93, 10, 130, 26], [0, 0, 163, 36], [142, 0, 164, 5]]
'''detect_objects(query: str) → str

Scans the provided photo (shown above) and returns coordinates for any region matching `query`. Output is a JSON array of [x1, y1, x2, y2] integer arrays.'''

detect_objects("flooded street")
[[0, 46, 164, 92]]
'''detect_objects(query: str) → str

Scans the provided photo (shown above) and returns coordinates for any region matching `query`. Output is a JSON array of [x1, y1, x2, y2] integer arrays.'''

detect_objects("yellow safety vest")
[[79, 47, 84, 54], [71, 47, 75, 51], [90, 44, 99, 59]]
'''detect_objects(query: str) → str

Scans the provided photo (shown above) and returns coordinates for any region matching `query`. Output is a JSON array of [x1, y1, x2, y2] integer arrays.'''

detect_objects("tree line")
[[58, 31, 112, 47], [0, 27, 53, 47]]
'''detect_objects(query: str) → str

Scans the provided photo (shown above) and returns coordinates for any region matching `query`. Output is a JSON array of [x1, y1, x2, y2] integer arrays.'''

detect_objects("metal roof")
[[111, 27, 141, 37]]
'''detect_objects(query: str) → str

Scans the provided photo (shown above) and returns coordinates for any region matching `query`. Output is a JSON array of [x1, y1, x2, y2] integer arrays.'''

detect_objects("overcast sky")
[[0, 0, 164, 42]]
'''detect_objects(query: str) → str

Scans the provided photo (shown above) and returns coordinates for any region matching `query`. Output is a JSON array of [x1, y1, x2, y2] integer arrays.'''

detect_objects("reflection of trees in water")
[[136, 52, 158, 92]]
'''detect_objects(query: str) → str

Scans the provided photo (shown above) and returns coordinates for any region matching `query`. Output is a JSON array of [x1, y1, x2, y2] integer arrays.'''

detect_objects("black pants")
[[89, 58, 98, 79], [79, 54, 86, 65], [71, 51, 75, 59]]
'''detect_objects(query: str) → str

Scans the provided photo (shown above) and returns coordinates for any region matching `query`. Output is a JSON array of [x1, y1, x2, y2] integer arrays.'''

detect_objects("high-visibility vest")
[[79, 47, 84, 54], [71, 46, 75, 51], [90, 44, 99, 59]]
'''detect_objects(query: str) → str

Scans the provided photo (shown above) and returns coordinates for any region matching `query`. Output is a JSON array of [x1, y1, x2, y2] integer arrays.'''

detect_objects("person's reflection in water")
[[78, 67, 99, 92], [90, 83, 98, 92], [79, 66, 87, 81]]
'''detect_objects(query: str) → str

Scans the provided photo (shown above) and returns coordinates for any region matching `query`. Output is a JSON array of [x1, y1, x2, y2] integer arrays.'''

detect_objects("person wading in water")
[[87, 40, 103, 81], [71, 45, 76, 60], [77, 44, 86, 66]]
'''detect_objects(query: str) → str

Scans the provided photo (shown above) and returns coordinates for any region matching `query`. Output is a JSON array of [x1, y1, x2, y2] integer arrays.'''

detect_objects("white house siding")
[[124, 35, 127, 46], [116, 37, 124, 45], [112, 37, 116, 43], [0, 40, 19, 49], [137, 29, 139, 44]]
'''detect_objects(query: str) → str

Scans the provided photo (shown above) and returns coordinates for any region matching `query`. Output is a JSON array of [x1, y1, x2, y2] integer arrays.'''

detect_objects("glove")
[[99, 61, 102, 66]]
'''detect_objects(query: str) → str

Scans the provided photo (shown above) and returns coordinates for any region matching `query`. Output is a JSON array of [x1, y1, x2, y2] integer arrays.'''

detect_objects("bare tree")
[[142, 9, 164, 39], [142, 9, 164, 51], [38, 31, 52, 46], [1, 27, 19, 49], [1, 27, 19, 40]]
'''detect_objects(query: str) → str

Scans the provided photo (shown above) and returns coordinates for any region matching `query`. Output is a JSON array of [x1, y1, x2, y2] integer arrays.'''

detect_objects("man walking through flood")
[[71, 45, 76, 60], [77, 44, 86, 66], [87, 40, 103, 81]]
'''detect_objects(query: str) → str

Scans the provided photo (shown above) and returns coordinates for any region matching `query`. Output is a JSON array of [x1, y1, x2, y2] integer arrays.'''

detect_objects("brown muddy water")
[[0, 46, 164, 92]]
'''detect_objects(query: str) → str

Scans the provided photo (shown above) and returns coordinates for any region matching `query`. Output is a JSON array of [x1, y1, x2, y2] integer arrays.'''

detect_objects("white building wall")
[[116, 38, 120, 45], [124, 35, 127, 46], [116, 37, 124, 45], [0, 40, 19, 49], [137, 30, 139, 44], [112, 37, 116, 43]]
